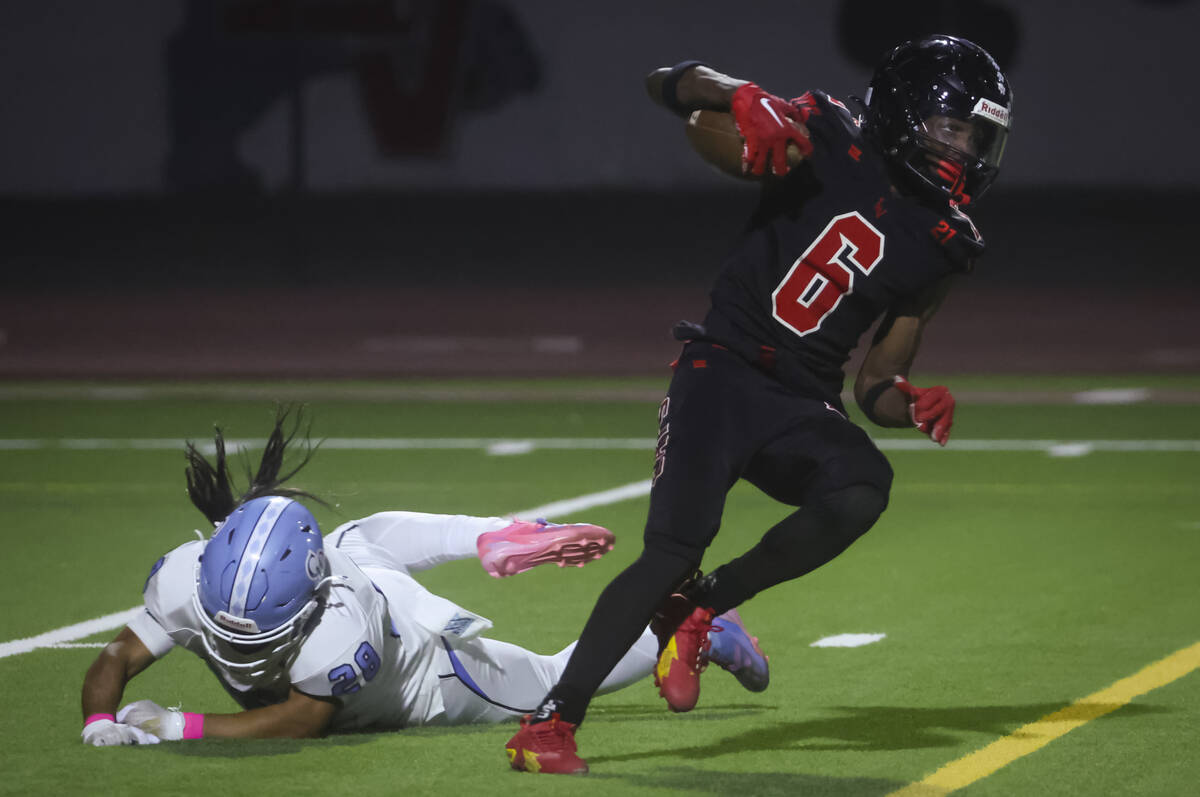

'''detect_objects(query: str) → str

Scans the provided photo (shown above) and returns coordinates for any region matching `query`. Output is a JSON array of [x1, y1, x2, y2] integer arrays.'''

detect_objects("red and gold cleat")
[[505, 714, 588, 775], [654, 605, 716, 713]]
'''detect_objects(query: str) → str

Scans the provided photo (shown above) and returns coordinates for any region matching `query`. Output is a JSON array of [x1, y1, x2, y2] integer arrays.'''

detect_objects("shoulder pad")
[[790, 90, 869, 168], [142, 541, 201, 613], [929, 203, 986, 268], [791, 90, 862, 127], [291, 597, 377, 696]]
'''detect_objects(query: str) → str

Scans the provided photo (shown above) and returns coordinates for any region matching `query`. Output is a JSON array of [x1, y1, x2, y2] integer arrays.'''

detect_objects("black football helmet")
[[864, 34, 1012, 206]]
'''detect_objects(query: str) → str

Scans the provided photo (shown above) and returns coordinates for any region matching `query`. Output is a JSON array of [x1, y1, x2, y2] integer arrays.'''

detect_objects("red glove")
[[730, 83, 812, 176], [893, 376, 955, 446]]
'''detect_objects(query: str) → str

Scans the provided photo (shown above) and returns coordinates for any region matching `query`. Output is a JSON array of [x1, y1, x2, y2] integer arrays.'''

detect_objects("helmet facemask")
[[193, 567, 333, 680], [899, 111, 1008, 206]]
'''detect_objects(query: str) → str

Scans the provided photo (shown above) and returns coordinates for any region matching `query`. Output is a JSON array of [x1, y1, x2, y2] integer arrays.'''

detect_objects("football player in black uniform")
[[505, 35, 1013, 774]]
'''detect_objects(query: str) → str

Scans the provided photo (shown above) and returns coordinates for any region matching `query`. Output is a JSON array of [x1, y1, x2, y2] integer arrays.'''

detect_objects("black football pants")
[[549, 343, 893, 724]]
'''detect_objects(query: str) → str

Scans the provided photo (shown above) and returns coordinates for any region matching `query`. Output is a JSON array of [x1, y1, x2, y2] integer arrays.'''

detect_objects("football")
[[685, 109, 809, 179]]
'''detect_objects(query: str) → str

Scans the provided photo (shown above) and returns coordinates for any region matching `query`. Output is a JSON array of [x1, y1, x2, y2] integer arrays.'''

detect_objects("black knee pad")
[[706, 482, 891, 607], [634, 542, 704, 586], [766, 482, 889, 557], [818, 482, 890, 542]]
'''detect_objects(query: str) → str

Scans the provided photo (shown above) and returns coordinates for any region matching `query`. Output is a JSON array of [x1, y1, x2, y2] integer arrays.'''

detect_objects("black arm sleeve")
[[660, 60, 710, 115]]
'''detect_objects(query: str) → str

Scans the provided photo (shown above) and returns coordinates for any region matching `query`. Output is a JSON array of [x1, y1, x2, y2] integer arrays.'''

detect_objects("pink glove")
[[893, 376, 955, 446], [730, 83, 812, 176]]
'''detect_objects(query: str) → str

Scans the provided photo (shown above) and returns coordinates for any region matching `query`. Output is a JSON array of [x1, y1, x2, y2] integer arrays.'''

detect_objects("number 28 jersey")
[[701, 90, 984, 402], [129, 539, 483, 731]]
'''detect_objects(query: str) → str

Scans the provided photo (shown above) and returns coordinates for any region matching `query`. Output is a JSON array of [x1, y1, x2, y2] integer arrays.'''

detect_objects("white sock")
[[337, 511, 513, 573], [550, 628, 658, 696]]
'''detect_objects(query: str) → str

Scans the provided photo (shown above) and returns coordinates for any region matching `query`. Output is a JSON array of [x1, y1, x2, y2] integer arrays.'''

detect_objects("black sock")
[[683, 568, 750, 616]]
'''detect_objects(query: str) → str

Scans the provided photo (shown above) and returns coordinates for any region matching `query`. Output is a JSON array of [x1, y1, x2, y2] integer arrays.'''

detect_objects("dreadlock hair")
[[184, 404, 326, 526]]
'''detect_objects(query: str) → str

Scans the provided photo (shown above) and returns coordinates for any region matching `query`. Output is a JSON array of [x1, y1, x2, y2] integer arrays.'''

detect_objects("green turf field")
[[2, 377, 1198, 796]]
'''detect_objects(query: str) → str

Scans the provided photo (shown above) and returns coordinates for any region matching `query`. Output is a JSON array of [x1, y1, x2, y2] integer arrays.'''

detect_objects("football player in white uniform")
[[80, 410, 770, 745]]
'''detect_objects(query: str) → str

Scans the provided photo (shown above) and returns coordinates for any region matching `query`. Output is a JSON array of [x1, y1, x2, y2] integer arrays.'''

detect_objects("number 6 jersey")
[[700, 90, 984, 403]]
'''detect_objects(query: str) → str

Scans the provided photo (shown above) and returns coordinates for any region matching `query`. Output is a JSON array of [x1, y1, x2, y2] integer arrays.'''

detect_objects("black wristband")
[[860, 379, 896, 426], [661, 60, 710, 114]]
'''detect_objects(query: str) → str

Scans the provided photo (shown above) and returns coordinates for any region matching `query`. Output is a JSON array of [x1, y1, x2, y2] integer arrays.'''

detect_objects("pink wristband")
[[84, 713, 115, 727], [182, 712, 205, 739]]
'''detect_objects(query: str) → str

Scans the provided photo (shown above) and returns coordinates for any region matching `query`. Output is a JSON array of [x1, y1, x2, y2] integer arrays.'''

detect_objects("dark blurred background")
[[2, 0, 1198, 379]]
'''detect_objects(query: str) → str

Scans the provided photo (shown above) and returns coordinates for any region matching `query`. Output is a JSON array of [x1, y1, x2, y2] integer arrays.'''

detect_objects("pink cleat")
[[477, 518, 614, 578]]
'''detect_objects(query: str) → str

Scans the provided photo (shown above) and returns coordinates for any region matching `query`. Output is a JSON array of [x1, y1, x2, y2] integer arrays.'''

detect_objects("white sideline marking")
[[0, 608, 143, 659], [878, 439, 1200, 452], [811, 633, 887, 648], [487, 441, 536, 456], [515, 479, 653, 522], [1073, 388, 1150, 404], [0, 480, 655, 659], [2, 437, 1200, 453], [1048, 443, 1094, 458], [0, 437, 658, 452]]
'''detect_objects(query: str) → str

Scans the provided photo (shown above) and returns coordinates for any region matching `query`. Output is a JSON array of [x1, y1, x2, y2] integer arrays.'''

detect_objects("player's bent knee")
[[638, 539, 705, 583], [819, 482, 889, 543]]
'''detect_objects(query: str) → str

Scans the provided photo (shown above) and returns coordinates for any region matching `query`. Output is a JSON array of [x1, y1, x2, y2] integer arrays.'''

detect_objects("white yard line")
[[811, 633, 887, 648], [0, 437, 656, 452], [4, 432, 1198, 658], [0, 480, 654, 659], [0, 608, 143, 659], [2, 437, 1200, 453], [516, 479, 652, 521]]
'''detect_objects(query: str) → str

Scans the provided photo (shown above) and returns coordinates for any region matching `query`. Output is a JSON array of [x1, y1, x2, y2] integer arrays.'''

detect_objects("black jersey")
[[700, 90, 983, 403]]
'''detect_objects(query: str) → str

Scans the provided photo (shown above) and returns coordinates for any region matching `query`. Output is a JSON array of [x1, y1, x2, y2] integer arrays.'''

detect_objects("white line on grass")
[[1047, 443, 1095, 458], [811, 633, 887, 648], [516, 479, 652, 521], [0, 481, 654, 659], [1073, 388, 1151, 404], [0, 608, 143, 659], [2, 438, 1199, 453]]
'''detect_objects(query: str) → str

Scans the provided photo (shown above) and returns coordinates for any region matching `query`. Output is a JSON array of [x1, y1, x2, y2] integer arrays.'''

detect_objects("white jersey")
[[127, 510, 658, 732], [129, 532, 493, 731]]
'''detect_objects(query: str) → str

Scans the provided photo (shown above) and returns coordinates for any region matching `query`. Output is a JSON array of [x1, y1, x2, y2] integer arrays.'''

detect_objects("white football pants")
[[329, 510, 658, 724]]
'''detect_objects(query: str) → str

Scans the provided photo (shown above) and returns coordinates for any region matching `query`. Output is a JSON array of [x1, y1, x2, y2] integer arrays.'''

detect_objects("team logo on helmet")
[[305, 549, 327, 582]]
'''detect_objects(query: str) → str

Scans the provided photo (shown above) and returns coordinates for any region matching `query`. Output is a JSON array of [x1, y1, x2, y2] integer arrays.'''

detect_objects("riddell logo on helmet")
[[972, 98, 1010, 128], [215, 611, 259, 634]]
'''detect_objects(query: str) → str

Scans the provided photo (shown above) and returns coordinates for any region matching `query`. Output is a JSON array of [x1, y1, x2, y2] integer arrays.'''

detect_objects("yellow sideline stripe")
[[886, 640, 1200, 797]]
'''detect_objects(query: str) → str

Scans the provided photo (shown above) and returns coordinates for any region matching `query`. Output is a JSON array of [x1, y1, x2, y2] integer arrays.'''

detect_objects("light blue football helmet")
[[192, 496, 331, 677]]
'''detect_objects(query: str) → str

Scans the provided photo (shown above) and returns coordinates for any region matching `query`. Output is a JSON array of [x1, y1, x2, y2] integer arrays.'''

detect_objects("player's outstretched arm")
[[80, 626, 160, 745], [646, 63, 747, 116], [855, 276, 956, 444], [120, 687, 337, 741], [646, 62, 811, 177]]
